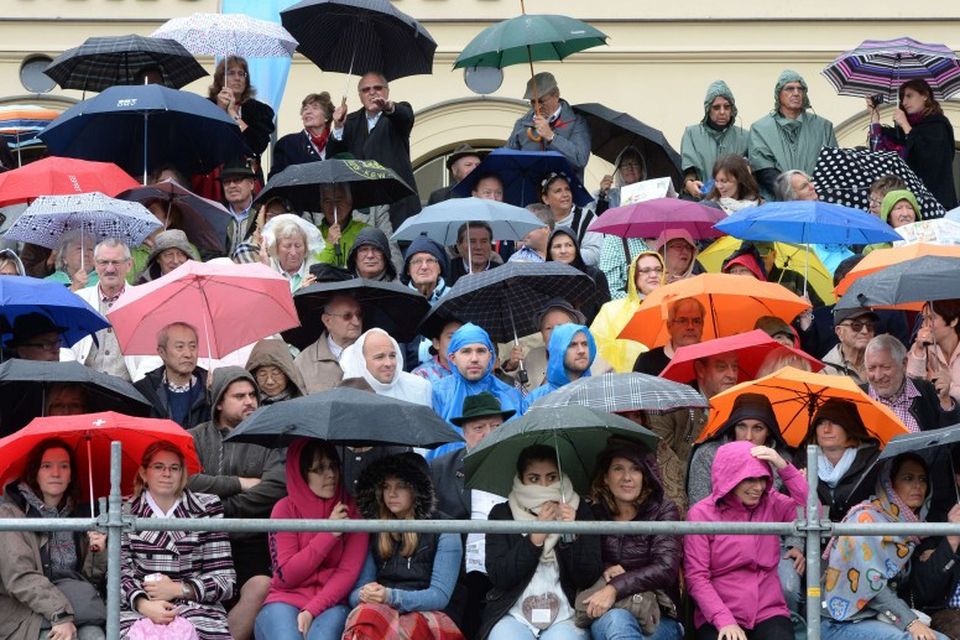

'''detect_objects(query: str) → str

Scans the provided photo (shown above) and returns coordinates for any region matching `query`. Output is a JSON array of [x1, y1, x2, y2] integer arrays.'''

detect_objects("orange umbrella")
[[834, 243, 960, 296], [698, 366, 908, 448], [617, 273, 811, 348]]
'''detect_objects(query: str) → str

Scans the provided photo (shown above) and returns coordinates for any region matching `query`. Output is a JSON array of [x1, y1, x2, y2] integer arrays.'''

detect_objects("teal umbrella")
[[464, 405, 658, 497]]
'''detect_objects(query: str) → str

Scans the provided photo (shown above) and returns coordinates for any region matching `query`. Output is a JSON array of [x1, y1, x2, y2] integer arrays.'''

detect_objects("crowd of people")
[[0, 33, 959, 640]]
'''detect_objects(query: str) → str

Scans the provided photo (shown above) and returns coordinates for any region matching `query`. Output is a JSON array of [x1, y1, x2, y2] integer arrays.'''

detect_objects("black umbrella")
[[118, 179, 229, 255], [224, 387, 462, 448], [254, 159, 415, 213], [280, 0, 437, 82], [282, 278, 430, 350], [43, 34, 208, 92], [836, 255, 960, 311], [573, 103, 683, 189], [0, 359, 152, 437]]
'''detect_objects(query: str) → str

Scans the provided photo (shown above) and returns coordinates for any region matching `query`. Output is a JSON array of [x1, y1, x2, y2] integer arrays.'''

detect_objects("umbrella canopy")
[[834, 243, 960, 296], [0, 275, 109, 348], [0, 104, 61, 157], [281, 0, 436, 81], [225, 387, 461, 449], [43, 34, 208, 92], [877, 424, 960, 462], [0, 411, 201, 501], [835, 255, 960, 312], [714, 200, 903, 245], [529, 371, 708, 414], [5, 193, 161, 250], [151, 13, 298, 58], [587, 198, 725, 241], [618, 273, 812, 348], [892, 218, 960, 245], [464, 405, 657, 496], [451, 148, 592, 207], [813, 147, 945, 220], [432, 262, 596, 343], [0, 156, 138, 207], [572, 103, 683, 188], [0, 359, 151, 437], [659, 329, 823, 385], [699, 366, 908, 448], [392, 197, 545, 245], [821, 37, 960, 101], [107, 260, 299, 358]]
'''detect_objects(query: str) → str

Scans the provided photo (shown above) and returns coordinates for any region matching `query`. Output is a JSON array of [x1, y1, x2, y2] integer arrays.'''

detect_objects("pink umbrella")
[[587, 197, 725, 240], [107, 260, 299, 358]]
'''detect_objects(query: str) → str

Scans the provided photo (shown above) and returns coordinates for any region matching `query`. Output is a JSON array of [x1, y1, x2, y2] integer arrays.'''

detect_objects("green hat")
[[774, 70, 811, 112], [451, 392, 515, 426], [879, 189, 920, 224]]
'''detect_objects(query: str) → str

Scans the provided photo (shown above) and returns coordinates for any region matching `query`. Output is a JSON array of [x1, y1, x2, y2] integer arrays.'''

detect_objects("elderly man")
[[428, 144, 484, 205], [694, 353, 740, 399], [508, 204, 553, 264], [314, 182, 370, 268], [134, 322, 210, 429], [681, 80, 750, 199], [346, 227, 397, 281], [187, 366, 285, 640], [449, 222, 498, 285], [471, 173, 505, 202], [633, 297, 705, 375], [327, 71, 420, 229], [221, 162, 258, 255], [524, 323, 596, 407], [505, 72, 591, 181], [403, 235, 449, 304], [294, 294, 363, 393], [823, 308, 878, 384], [749, 70, 838, 201], [3, 313, 66, 362]]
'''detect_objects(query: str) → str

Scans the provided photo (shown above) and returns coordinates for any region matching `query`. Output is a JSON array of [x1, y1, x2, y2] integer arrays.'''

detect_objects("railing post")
[[806, 444, 822, 640], [105, 441, 123, 640]]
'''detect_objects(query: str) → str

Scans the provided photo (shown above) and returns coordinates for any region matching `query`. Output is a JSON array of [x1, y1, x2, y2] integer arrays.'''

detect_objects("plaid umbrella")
[[151, 13, 298, 58], [432, 262, 596, 343], [43, 34, 207, 92], [821, 37, 960, 101], [813, 147, 945, 220], [530, 372, 708, 413]]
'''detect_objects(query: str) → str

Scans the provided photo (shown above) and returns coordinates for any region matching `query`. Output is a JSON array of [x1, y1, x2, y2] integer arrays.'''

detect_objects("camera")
[[870, 94, 884, 108]]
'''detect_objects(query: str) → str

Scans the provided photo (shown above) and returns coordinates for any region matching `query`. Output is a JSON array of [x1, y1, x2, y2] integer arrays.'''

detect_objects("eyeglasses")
[[21, 339, 62, 351], [409, 257, 439, 268], [360, 84, 385, 94], [255, 367, 286, 382], [324, 310, 362, 322], [782, 85, 806, 93], [148, 463, 183, 474], [226, 70, 247, 78], [670, 316, 703, 327], [840, 320, 876, 333], [636, 267, 663, 275]]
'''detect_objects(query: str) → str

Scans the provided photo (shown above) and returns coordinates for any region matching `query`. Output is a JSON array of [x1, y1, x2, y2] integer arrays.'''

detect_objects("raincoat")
[[340, 328, 432, 406], [680, 81, 750, 182], [589, 251, 659, 372], [523, 322, 596, 408]]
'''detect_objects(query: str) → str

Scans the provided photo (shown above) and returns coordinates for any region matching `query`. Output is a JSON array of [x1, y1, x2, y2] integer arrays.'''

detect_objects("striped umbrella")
[[821, 37, 960, 101], [151, 13, 298, 59]]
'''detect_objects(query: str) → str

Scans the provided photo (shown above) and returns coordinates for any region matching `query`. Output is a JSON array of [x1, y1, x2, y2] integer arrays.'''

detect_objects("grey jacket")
[[505, 99, 591, 180]]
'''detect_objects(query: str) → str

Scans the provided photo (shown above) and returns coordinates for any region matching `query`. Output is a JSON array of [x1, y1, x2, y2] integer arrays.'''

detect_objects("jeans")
[[591, 608, 684, 640], [487, 615, 590, 640], [254, 602, 349, 640], [778, 552, 803, 617], [40, 625, 104, 640], [820, 618, 949, 640]]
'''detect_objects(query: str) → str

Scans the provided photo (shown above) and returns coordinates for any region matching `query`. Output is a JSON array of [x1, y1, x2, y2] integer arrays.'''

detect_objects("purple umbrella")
[[586, 197, 725, 240]]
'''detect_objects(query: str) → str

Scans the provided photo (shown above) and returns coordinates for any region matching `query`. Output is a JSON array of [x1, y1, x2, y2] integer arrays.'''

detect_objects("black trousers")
[[696, 615, 794, 640]]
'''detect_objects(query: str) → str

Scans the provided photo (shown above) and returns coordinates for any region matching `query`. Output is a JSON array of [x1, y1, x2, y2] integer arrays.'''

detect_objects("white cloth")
[[339, 328, 432, 406], [818, 447, 858, 490], [465, 489, 505, 574], [145, 491, 181, 518]]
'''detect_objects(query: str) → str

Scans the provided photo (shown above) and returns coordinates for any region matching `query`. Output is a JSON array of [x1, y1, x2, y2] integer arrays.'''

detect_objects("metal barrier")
[[3, 443, 959, 640]]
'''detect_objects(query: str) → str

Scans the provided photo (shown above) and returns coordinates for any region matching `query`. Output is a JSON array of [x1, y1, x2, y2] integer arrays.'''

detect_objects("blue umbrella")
[[451, 148, 593, 207], [392, 197, 545, 245], [38, 84, 250, 183], [0, 276, 109, 349]]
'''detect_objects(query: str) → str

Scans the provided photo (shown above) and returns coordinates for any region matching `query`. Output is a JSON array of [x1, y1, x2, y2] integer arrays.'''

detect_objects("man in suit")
[[427, 144, 484, 205], [327, 71, 421, 230]]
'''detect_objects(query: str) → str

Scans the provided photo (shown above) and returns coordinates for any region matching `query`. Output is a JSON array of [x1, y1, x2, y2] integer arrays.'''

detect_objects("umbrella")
[[254, 158, 415, 213], [225, 387, 461, 449], [281, 278, 430, 350], [617, 273, 812, 348], [392, 197, 545, 245], [0, 104, 61, 166], [572, 103, 683, 188], [878, 424, 960, 462], [151, 13, 298, 59], [432, 262, 596, 344], [106, 260, 299, 358], [0, 156, 139, 207], [464, 405, 657, 497], [872, 424, 960, 506], [813, 147, 945, 220], [38, 84, 250, 184], [280, 0, 436, 82], [0, 359, 151, 437], [0, 275, 109, 348], [4, 193, 161, 250], [835, 255, 960, 312], [892, 218, 960, 245], [834, 243, 960, 296], [117, 179, 230, 255], [43, 34, 208, 92], [698, 366, 908, 448], [529, 371, 708, 413], [659, 329, 823, 385], [586, 198, 725, 241], [451, 148, 592, 207], [821, 37, 960, 101], [0, 411, 201, 506]]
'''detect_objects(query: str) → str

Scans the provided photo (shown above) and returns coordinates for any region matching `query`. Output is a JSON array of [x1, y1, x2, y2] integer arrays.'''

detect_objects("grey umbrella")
[[530, 372, 709, 414], [836, 255, 960, 310]]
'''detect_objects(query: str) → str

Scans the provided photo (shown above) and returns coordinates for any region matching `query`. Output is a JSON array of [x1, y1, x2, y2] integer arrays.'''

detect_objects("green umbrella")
[[463, 405, 658, 497]]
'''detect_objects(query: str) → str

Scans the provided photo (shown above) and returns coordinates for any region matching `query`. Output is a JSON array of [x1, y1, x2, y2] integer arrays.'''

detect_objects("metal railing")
[[3, 443, 958, 640]]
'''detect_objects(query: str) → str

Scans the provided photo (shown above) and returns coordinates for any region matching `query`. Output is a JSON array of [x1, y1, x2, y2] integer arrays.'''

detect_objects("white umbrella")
[[151, 13, 298, 59]]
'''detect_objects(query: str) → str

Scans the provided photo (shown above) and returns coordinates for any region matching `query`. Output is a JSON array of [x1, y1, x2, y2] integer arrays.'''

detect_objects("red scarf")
[[309, 127, 330, 154]]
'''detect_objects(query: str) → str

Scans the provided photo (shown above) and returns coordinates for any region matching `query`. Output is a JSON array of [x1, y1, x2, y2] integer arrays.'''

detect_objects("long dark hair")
[[706, 154, 760, 201], [899, 79, 942, 118], [20, 438, 78, 505], [208, 56, 256, 104]]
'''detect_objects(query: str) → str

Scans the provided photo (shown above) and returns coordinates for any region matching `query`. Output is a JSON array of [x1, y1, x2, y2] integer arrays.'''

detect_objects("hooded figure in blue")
[[523, 323, 597, 410], [428, 322, 523, 460]]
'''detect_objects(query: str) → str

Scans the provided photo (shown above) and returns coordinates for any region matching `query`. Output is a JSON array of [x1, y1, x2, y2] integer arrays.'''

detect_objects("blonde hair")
[[133, 440, 189, 499], [756, 348, 812, 378], [375, 475, 418, 559]]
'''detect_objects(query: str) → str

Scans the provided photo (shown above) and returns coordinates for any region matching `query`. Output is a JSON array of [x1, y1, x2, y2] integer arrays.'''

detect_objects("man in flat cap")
[[428, 144, 485, 205]]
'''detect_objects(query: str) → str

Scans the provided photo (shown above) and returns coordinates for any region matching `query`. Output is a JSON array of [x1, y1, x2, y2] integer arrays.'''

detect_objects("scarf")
[[18, 481, 78, 578], [309, 127, 330, 154], [817, 447, 858, 490], [717, 196, 759, 215], [907, 112, 925, 127], [507, 473, 579, 563]]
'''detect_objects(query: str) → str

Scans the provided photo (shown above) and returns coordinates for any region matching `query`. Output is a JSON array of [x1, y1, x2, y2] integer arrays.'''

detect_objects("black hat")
[[5, 312, 66, 347], [445, 144, 485, 171], [534, 297, 586, 330], [833, 307, 880, 328], [451, 391, 515, 426], [219, 160, 256, 181], [720, 393, 779, 435]]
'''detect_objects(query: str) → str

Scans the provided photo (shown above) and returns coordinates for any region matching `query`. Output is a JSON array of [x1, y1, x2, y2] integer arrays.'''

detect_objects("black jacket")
[[429, 449, 469, 520], [802, 442, 879, 522], [633, 346, 671, 376], [880, 114, 958, 210], [860, 377, 960, 433], [237, 97, 275, 157], [270, 130, 324, 177], [133, 365, 210, 430], [910, 535, 960, 611]]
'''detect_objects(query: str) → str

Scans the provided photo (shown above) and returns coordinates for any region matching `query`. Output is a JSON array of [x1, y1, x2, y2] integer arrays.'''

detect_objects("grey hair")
[[270, 220, 308, 253], [357, 71, 388, 91], [668, 297, 706, 323], [773, 170, 810, 201], [865, 333, 907, 364], [156, 321, 198, 349], [93, 237, 131, 261], [53, 229, 96, 272], [526, 203, 555, 230]]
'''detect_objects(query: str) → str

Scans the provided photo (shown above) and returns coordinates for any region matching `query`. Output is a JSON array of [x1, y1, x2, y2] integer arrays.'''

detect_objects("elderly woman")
[[261, 213, 324, 291], [120, 441, 236, 640], [908, 299, 960, 399], [208, 56, 275, 180], [0, 248, 24, 275], [0, 438, 107, 640], [340, 328, 432, 406], [703, 154, 762, 215], [271, 92, 335, 176], [245, 339, 307, 405], [45, 230, 97, 290], [655, 228, 699, 284], [545, 226, 610, 324], [135, 229, 200, 283]]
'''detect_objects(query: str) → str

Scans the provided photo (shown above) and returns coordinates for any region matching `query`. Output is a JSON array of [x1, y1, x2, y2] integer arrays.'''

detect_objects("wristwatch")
[[51, 611, 71, 624], [180, 582, 192, 599]]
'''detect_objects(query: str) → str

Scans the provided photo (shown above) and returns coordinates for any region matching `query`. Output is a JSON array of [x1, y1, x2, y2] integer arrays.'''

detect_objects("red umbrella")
[[0, 411, 201, 504], [586, 197, 725, 240], [0, 156, 138, 207], [660, 329, 823, 384]]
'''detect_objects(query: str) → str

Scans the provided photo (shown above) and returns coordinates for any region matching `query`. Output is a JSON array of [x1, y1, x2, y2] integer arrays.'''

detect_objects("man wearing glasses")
[[4, 313, 67, 362], [633, 297, 705, 375], [822, 308, 879, 384], [294, 294, 363, 393]]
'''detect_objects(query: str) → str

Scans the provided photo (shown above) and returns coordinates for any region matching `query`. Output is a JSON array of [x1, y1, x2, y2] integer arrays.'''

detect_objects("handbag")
[[53, 576, 106, 626], [573, 577, 677, 633]]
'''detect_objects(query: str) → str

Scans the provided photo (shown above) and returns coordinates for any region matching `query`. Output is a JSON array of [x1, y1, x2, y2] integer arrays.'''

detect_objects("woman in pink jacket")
[[254, 438, 369, 640], [683, 440, 809, 640]]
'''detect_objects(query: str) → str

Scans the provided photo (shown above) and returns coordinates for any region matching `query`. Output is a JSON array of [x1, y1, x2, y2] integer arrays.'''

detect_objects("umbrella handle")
[[87, 438, 94, 519]]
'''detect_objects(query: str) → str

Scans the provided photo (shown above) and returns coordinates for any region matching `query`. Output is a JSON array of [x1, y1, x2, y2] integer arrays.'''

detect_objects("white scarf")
[[818, 447, 858, 490], [507, 473, 579, 563]]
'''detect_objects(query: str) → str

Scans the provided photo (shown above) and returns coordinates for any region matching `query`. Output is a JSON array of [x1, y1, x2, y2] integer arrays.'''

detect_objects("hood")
[[209, 366, 258, 422], [612, 145, 647, 187], [545, 226, 587, 272], [879, 189, 920, 224], [355, 451, 436, 520], [347, 226, 397, 281], [402, 234, 449, 284], [0, 248, 25, 275], [625, 250, 665, 303], [448, 322, 496, 381], [339, 327, 405, 393], [545, 322, 597, 388], [722, 251, 766, 281], [805, 398, 872, 447], [708, 440, 773, 505], [702, 80, 739, 128], [245, 339, 307, 399], [284, 437, 357, 518], [774, 70, 811, 113], [654, 228, 699, 279], [712, 392, 787, 449]]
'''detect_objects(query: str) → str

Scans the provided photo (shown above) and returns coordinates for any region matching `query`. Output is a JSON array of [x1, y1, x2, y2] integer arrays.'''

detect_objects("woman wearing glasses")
[[907, 300, 960, 400]]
